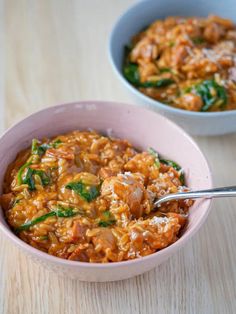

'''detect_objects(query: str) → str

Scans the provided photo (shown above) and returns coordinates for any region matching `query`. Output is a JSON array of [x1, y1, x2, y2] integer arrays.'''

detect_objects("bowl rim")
[[0, 100, 213, 269], [108, 0, 236, 117]]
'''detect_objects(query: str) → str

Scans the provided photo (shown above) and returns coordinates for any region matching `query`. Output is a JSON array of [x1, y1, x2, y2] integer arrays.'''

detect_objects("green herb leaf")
[[123, 63, 175, 88], [123, 45, 175, 89], [32, 139, 50, 156], [123, 63, 140, 86], [12, 199, 21, 207], [148, 147, 160, 168], [140, 78, 175, 88], [179, 173, 185, 186], [22, 167, 36, 190], [33, 170, 50, 186], [52, 139, 62, 148], [192, 37, 205, 45], [124, 44, 133, 57], [98, 211, 116, 227], [65, 181, 100, 202], [55, 205, 82, 217], [159, 68, 172, 73], [39, 235, 49, 240], [148, 147, 185, 185], [17, 160, 32, 185], [98, 220, 116, 227], [160, 159, 181, 171], [16, 205, 85, 232], [50, 166, 59, 171], [16, 211, 56, 232], [21, 167, 50, 190], [160, 159, 185, 185], [31, 139, 39, 153], [31, 138, 63, 156], [183, 86, 192, 94], [193, 79, 227, 111]]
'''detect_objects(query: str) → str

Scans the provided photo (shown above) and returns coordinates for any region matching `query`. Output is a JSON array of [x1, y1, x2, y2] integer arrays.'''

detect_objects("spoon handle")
[[154, 185, 236, 207]]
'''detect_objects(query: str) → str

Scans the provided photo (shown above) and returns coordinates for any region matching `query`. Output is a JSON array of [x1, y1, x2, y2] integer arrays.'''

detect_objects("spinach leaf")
[[52, 139, 62, 148], [160, 159, 185, 185], [159, 68, 172, 73], [32, 139, 51, 156], [140, 78, 175, 88], [21, 167, 50, 190], [39, 235, 49, 240], [148, 147, 185, 185], [192, 37, 205, 45], [33, 170, 50, 186], [31, 139, 38, 152], [98, 211, 116, 227], [16, 211, 56, 232], [159, 159, 181, 171], [16, 205, 84, 232], [123, 63, 140, 86], [12, 199, 21, 207], [123, 46, 175, 89], [65, 181, 100, 202], [193, 79, 227, 111], [98, 220, 116, 227], [31, 138, 63, 156], [17, 159, 32, 185], [55, 205, 84, 217], [148, 147, 160, 168], [23, 167, 36, 190], [124, 44, 133, 57], [123, 63, 175, 89]]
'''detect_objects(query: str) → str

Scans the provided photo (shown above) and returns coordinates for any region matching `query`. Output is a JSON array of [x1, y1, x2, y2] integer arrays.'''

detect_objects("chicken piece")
[[91, 228, 117, 252], [101, 173, 145, 218], [46, 148, 75, 160], [176, 93, 203, 111], [167, 212, 188, 227], [71, 220, 87, 242], [226, 30, 236, 40], [144, 215, 181, 249], [138, 61, 158, 82], [124, 152, 157, 180], [68, 247, 89, 262], [130, 38, 159, 62], [203, 22, 225, 44], [98, 167, 117, 180], [208, 15, 234, 29], [171, 45, 188, 67]]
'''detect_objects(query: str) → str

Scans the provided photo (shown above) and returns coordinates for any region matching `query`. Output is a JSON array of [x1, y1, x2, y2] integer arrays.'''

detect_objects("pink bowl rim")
[[0, 100, 213, 269]]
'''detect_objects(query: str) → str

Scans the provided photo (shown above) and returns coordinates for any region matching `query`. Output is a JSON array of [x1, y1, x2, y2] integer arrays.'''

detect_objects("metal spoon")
[[154, 185, 236, 208]]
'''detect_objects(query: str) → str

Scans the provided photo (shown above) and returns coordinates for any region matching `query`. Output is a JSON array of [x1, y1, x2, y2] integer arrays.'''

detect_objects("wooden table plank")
[[2, 1, 236, 313]]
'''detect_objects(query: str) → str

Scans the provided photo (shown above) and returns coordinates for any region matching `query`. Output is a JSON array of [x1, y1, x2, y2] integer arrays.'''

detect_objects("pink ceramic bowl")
[[0, 101, 212, 282]]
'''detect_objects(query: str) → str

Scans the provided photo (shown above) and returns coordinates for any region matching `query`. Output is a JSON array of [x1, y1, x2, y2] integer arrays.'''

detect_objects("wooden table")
[[1, 1, 236, 313]]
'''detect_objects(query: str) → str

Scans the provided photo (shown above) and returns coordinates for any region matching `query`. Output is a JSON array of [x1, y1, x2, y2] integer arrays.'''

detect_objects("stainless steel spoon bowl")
[[154, 186, 236, 208]]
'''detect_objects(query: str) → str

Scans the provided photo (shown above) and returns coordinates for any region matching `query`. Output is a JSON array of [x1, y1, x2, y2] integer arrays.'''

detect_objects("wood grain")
[[1, 1, 236, 313]]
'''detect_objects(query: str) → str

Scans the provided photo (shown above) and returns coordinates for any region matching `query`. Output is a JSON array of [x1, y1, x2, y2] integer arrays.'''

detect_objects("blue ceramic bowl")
[[108, 0, 236, 136]]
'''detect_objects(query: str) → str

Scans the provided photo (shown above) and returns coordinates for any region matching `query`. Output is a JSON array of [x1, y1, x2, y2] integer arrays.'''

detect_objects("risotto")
[[123, 15, 236, 111], [0, 130, 192, 263]]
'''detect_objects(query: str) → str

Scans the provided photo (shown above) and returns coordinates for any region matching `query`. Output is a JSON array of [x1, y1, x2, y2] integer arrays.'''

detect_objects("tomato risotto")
[[0, 131, 192, 262], [123, 15, 236, 111]]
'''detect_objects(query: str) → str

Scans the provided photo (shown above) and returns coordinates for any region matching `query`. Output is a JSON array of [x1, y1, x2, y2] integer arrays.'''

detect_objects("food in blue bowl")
[[109, 0, 236, 135], [123, 15, 236, 112]]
